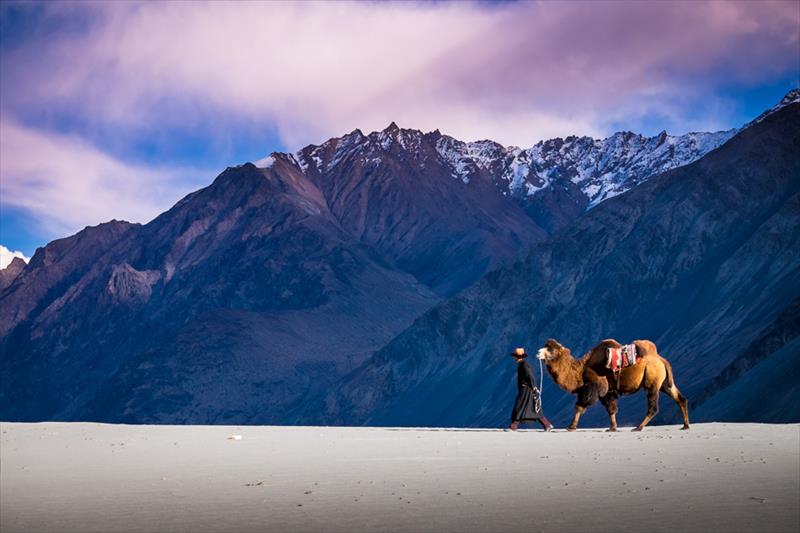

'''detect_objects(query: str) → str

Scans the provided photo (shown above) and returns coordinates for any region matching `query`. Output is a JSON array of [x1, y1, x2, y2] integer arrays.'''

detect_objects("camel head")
[[536, 338, 571, 362]]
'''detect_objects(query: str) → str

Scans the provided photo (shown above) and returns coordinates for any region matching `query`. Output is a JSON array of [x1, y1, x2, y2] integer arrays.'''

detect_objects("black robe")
[[511, 359, 543, 422]]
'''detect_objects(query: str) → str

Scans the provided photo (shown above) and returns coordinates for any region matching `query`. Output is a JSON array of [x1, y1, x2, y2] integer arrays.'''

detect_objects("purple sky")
[[1, 0, 798, 260]]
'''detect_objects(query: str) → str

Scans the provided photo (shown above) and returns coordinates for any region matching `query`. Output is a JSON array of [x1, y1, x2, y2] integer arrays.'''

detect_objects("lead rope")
[[538, 357, 544, 409]]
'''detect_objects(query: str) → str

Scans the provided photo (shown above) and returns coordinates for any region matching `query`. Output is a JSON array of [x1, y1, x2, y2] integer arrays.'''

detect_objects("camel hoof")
[[606, 428, 617, 432], [681, 425, 690, 430], [631, 427, 643, 432], [566, 427, 577, 432]]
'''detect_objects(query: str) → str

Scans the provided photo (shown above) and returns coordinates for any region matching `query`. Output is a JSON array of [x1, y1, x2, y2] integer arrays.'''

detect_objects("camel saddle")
[[606, 343, 638, 373]]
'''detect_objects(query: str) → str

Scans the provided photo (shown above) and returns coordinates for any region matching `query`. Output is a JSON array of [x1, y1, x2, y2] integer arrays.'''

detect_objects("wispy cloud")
[[3, 1, 797, 148], [0, 119, 210, 238]]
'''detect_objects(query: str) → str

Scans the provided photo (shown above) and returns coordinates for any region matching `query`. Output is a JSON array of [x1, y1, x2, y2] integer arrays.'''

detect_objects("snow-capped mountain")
[[430, 128, 737, 232], [433, 128, 735, 206], [260, 116, 738, 234]]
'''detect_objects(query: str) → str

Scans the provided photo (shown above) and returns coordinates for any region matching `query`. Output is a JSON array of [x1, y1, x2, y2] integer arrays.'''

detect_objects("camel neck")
[[547, 354, 584, 393]]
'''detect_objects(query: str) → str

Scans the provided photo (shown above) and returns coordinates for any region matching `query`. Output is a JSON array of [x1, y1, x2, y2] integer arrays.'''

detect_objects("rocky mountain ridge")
[[262, 118, 739, 235]]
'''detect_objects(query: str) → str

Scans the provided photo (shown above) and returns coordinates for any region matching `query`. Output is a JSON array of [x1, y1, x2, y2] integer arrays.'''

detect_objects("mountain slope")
[[692, 337, 800, 423], [0, 257, 28, 291], [293, 125, 545, 295], [0, 162, 438, 422], [320, 100, 800, 428], [691, 295, 800, 423], [0, 220, 138, 338]]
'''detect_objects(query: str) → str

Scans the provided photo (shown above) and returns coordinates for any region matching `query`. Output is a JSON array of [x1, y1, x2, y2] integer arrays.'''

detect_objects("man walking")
[[509, 347, 554, 431]]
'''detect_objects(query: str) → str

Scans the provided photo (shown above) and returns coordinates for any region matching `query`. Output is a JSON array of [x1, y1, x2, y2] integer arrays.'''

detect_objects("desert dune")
[[1, 422, 798, 532]]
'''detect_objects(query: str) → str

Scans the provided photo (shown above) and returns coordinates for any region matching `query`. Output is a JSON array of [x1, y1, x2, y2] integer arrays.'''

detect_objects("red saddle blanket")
[[606, 344, 638, 373]]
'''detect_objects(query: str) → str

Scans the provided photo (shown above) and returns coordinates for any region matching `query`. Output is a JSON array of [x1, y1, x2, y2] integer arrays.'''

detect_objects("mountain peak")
[[778, 87, 800, 107], [0, 256, 26, 290], [745, 88, 800, 128], [251, 90, 792, 219]]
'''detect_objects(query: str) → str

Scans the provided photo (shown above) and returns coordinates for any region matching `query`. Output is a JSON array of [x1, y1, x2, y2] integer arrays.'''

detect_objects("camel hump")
[[633, 340, 658, 357], [584, 339, 621, 365]]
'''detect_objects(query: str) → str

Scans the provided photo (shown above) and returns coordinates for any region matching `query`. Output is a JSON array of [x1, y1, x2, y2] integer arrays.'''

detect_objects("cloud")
[[0, 119, 211, 238], [0, 245, 29, 269], [0, 1, 797, 249], [2, 1, 797, 149]]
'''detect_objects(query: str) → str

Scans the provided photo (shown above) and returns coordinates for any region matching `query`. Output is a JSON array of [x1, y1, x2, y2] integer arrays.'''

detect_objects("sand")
[[1, 422, 798, 533]]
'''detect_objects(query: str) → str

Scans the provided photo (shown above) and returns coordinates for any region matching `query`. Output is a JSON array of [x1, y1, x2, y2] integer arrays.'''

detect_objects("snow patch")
[[435, 137, 475, 184], [295, 152, 310, 173], [327, 131, 367, 170], [503, 153, 533, 193], [253, 155, 276, 169]]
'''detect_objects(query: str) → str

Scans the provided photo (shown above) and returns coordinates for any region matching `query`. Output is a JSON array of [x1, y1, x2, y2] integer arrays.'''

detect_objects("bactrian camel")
[[535, 338, 690, 431]]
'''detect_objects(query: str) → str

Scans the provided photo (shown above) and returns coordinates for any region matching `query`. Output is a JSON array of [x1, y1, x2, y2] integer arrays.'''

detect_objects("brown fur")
[[537, 338, 690, 432]]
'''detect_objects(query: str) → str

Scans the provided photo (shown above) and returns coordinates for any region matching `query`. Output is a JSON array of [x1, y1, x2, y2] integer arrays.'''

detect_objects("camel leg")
[[632, 388, 659, 431], [567, 405, 586, 432], [600, 393, 619, 432], [661, 381, 690, 430]]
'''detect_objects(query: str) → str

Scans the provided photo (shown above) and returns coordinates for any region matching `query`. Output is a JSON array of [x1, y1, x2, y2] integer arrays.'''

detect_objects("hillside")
[[321, 101, 800, 428]]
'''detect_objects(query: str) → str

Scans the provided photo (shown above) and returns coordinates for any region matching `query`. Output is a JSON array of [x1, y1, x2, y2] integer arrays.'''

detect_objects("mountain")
[[1, 91, 795, 425], [0, 257, 27, 291], [291, 125, 545, 295], [0, 163, 437, 422], [283, 121, 737, 293], [320, 98, 800, 428], [0, 220, 138, 340], [290, 120, 736, 239], [433, 128, 735, 233], [745, 87, 800, 127]]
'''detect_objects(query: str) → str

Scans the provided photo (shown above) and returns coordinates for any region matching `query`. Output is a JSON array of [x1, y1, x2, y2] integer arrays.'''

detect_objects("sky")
[[1, 0, 798, 261]]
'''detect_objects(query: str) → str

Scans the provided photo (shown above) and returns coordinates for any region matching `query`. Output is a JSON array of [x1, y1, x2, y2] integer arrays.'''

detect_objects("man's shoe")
[[508, 421, 519, 431]]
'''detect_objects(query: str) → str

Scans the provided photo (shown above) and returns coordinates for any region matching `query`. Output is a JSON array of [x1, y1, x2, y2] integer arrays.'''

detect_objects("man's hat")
[[509, 347, 527, 358]]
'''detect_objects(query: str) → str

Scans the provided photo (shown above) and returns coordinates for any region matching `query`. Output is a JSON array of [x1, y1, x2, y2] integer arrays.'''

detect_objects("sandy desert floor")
[[1, 422, 798, 533]]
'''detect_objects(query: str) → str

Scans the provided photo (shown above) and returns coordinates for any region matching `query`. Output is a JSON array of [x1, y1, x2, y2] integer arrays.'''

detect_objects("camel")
[[535, 338, 690, 432]]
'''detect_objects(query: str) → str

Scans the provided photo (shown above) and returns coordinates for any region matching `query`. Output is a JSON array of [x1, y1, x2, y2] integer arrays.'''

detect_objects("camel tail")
[[660, 356, 691, 429], [662, 358, 676, 390]]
